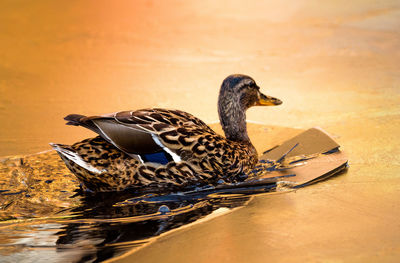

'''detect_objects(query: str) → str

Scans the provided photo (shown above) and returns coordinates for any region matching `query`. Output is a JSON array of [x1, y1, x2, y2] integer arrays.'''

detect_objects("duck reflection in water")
[[53, 186, 271, 262]]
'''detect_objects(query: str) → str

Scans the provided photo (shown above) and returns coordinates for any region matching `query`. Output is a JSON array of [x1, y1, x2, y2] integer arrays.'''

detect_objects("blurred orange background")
[[1, 0, 398, 157]]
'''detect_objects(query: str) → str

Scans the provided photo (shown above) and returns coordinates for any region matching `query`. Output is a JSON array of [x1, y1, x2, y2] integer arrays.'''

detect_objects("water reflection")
[[1, 184, 271, 262], [55, 192, 254, 262]]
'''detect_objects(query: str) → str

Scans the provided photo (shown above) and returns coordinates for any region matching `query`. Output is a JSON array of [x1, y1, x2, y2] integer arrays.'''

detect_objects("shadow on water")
[[0, 150, 279, 262]]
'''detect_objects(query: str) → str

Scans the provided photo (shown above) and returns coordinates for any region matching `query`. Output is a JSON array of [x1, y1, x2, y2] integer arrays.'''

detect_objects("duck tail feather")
[[64, 114, 87, 126], [50, 143, 104, 174]]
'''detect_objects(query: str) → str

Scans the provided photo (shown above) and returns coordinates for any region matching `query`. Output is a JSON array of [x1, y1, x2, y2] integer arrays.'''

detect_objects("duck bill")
[[256, 92, 282, 106]]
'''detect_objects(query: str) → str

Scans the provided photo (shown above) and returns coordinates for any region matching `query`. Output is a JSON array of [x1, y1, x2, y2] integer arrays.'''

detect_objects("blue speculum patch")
[[142, 151, 172, 165]]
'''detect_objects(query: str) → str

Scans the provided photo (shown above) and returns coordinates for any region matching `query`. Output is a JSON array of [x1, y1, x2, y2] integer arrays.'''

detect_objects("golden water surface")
[[1, 0, 400, 262]]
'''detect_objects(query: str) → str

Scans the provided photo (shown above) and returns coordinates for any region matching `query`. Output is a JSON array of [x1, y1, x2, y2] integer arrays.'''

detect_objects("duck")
[[50, 74, 282, 192]]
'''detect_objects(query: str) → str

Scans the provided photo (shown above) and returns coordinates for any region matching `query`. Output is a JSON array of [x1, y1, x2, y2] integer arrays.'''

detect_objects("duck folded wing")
[[63, 109, 213, 156], [64, 111, 163, 154]]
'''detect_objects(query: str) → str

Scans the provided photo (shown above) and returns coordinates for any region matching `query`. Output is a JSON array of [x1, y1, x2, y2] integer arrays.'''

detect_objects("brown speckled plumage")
[[51, 74, 282, 192]]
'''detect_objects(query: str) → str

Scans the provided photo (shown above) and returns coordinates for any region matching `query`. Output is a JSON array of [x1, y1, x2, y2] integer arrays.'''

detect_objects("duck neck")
[[218, 99, 250, 142]]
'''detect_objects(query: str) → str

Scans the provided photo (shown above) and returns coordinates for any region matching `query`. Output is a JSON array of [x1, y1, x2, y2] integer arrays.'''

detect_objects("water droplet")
[[158, 205, 170, 214]]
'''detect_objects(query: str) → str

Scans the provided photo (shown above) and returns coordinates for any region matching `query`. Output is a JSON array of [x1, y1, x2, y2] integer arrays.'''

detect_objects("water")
[[1, 0, 400, 262]]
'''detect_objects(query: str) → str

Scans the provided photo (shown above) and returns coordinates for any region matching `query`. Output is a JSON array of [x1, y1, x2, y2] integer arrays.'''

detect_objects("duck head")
[[218, 74, 282, 142]]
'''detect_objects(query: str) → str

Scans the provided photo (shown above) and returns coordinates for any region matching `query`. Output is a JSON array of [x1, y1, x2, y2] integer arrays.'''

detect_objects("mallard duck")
[[50, 74, 282, 192]]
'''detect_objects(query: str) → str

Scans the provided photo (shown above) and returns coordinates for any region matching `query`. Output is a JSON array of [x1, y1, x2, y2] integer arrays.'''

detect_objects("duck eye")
[[249, 83, 258, 90]]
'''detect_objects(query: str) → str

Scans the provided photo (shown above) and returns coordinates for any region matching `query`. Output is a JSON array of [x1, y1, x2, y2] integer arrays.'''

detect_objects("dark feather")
[[89, 119, 161, 154]]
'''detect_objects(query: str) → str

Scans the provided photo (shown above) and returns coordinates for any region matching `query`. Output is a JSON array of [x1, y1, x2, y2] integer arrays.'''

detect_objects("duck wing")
[[64, 108, 214, 157]]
